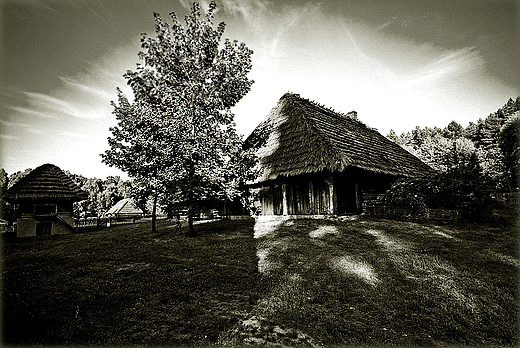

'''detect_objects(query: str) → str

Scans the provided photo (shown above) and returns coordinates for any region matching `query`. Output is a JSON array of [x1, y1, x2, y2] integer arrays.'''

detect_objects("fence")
[[362, 193, 460, 222], [494, 192, 520, 205], [75, 216, 144, 231], [1, 224, 16, 234], [76, 217, 101, 229]]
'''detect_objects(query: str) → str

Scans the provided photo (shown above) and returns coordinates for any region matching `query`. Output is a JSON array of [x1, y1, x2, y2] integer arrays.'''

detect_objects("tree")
[[443, 120, 464, 139], [0, 168, 7, 220], [498, 112, 520, 191], [8, 168, 32, 189], [102, 2, 254, 235], [387, 152, 497, 220]]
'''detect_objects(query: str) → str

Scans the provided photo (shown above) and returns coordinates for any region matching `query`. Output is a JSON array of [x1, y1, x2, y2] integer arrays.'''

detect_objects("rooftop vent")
[[347, 111, 357, 120]]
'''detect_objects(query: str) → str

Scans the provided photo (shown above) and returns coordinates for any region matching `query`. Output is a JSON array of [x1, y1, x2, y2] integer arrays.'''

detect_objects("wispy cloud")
[[13, 91, 108, 120], [29, 0, 60, 15], [6, 105, 59, 120], [219, 0, 270, 21], [399, 47, 485, 89], [0, 118, 47, 135], [60, 131, 91, 140], [60, 77, 114, 100], [0, 134, 21, 140]]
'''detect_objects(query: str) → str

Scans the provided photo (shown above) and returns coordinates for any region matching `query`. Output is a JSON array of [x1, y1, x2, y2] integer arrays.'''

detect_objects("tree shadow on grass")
[[2, 219, 262, 346], [249, 217, 518, 346]]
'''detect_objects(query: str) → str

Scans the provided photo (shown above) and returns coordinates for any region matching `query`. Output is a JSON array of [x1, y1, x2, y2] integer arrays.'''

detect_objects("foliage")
[[68, 173, 133, 218], [388, 97, 519, 189], [102, 2, 254, 235], [386, 153, 498, 220], [386, 96, 520, 220], [498, 112, 520, 190], [7, 168, 33, 189], [0, 168, 7, 220], [387, 97, 520, 218]]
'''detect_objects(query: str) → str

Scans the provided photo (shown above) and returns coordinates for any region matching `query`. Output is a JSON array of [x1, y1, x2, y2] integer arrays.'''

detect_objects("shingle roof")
[[104, 198, 143, 217], [4, 163, 88, 201], [246, 93, 433, 182]]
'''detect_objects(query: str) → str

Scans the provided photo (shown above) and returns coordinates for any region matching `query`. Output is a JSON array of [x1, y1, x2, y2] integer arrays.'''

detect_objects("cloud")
[[6, 105, 58, 120], [14, 91, 109, 120], [60, 131, 92, 140], [398, 47, 485, 89], [0, 134, 21, 140], [0, 118, 47, 135], [60, 77, 114, 100], [219, 0, 270, 21], [223, 0, 515, 137]]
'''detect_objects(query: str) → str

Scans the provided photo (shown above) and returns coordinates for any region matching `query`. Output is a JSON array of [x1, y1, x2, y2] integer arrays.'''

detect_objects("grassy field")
[[1, 217, 518, 346]]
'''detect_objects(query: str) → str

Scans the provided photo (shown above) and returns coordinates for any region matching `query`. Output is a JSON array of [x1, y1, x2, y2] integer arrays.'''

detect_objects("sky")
[[1, 0, 518, 179]]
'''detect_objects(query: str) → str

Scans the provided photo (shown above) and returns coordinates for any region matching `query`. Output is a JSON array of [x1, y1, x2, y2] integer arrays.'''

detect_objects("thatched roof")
[[104, 198, 143, 217], [4, 164, 88, 202], [245, 93, 433, 182]]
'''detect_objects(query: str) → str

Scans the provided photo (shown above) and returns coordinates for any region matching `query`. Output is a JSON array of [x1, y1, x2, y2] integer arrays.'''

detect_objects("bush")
[[387, 154, 498, 220]]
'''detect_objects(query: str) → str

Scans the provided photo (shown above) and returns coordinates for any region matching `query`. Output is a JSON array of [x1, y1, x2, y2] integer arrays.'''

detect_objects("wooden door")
[[36, 222, 52, 236]]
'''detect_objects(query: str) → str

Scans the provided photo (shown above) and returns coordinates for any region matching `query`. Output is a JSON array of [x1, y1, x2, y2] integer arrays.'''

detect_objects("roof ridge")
[[284, 92, 355, 120]]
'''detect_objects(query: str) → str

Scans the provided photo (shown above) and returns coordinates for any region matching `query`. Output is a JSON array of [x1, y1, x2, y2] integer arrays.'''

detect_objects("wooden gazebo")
[[4, 163, 87, 237], [245, 93, 433, 216]]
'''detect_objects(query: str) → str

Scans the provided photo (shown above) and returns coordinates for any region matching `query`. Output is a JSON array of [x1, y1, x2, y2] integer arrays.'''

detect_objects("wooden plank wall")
[[260, 177, 333, 215], [258, 169, 393, 216]]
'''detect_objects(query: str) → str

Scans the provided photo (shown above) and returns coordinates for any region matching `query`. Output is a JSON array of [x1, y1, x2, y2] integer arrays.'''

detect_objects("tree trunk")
[[187, 213, 196, 236], [151, 190, 158, 233], [186, 159, 197, 237]]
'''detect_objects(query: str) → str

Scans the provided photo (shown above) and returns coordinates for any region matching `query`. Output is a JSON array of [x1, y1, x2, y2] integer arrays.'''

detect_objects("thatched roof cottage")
[[245, 93, 433, 216], [4, 163, 87, 237], [104, 198, 143, 219]]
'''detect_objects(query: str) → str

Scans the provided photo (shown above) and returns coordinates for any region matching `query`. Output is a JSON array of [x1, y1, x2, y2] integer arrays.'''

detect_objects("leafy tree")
[[443, 120, 464, 139], [385, 96, 520, 221], [498, 112, 520, 191], [7, 168, 32, 189], [0, 168, 7, 220], [68, 173, 134, 218], [102, 2, 254, 235], [387, 153, 497, 220]]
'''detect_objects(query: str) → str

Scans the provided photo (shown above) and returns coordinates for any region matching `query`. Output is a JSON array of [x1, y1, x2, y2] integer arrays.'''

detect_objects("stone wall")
[[362, 193, 460, 222]]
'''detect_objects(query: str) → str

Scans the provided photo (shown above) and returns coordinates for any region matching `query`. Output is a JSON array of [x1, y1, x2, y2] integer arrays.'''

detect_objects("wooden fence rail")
[[1, 225, 17, 234], [494, 193, 520, 205]]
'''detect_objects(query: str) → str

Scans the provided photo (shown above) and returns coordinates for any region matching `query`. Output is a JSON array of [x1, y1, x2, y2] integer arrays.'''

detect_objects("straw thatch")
[[246, 93, 433, 182], [104, 198, 143, 217], [4, 163, 88, 202]]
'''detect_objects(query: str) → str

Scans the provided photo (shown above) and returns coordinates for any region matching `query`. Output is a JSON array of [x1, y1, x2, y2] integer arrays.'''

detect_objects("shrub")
[[386, 153, 498, 220]]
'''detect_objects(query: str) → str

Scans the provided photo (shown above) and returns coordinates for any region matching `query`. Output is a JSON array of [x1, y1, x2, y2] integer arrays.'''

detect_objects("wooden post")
[[355, 182, 362, 212], [325, 176, 335, 215], [282, 183, 288, 216], [309, 181, 314, 215]]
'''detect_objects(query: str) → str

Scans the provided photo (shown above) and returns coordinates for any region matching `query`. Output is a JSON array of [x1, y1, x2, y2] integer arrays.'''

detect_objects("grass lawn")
[[2, 217, 518, 346]]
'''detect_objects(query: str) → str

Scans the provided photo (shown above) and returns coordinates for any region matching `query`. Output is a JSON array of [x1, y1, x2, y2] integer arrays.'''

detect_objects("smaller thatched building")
[[4, 164, 87, 237], [104, 198, 143, 220], [246, 93, 433, 216]]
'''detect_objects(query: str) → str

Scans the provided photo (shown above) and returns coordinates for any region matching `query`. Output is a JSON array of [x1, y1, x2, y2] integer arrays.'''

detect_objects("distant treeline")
[[385, 96, 519, 220], [387, 96, 519, 192]]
